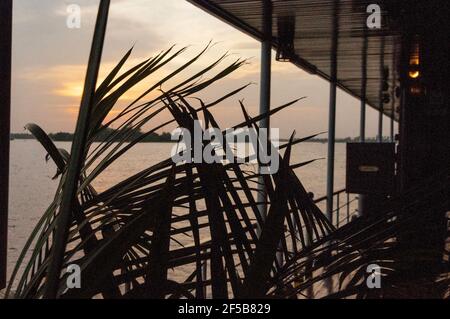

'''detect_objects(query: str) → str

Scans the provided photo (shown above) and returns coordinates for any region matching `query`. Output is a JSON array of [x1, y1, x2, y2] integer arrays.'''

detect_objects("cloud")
[[230, 41, 258, 51], [11, 0, 372, 138]]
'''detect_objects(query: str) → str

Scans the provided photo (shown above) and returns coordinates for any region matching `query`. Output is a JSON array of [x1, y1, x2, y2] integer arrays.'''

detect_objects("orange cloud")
[[54, 82, 84, 98]]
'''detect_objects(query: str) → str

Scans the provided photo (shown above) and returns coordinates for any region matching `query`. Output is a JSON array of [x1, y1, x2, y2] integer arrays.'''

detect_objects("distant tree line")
[[11, 130, 393, 144], [285, 136, 394, 143], [11, 128, 174, 143]]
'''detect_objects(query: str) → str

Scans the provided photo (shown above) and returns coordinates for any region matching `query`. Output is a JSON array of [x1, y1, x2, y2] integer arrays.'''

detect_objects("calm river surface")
[[7, 140, 347, 282]]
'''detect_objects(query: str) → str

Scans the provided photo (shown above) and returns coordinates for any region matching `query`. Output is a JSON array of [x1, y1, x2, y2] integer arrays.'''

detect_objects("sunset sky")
[[11, 0, 396, 138]]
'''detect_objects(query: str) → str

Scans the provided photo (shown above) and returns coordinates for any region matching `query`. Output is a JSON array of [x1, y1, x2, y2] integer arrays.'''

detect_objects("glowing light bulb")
[[408, 70, 420, 79]]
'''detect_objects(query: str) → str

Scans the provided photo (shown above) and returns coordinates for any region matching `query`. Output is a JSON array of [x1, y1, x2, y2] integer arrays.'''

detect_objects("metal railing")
[[314, 188, 358, 228]]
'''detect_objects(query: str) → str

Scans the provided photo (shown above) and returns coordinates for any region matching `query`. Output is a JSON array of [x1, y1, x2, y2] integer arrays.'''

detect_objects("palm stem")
[[44, 0, 110, 298]]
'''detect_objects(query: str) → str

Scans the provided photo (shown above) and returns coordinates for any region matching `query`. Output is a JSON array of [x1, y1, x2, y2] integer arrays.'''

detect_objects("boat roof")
[[188, 0, 402, 121]]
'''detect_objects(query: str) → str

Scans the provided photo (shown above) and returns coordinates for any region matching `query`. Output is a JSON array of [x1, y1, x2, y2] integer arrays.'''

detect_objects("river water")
[[7, 140, 348, 286]]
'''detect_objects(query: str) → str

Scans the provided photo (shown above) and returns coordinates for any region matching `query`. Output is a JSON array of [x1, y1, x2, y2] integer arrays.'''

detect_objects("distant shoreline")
[[10, 130, 174, 143], [11, 134, 388, 144], [279, 137, 391, 143]]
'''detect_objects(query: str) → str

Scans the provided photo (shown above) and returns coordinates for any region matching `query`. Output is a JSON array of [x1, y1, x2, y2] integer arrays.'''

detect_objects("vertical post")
[[390, 111, 394, 141], [202, 248, 207, 297], [336, 193, 340, 228], [360, 32, 368, 143], [358, 31, 368, 217], [257, 0, 272, 228], [377, 112, 383, 142], [346, 193, 350, 223], [378, 38, 385, 143], [390, 47, 396, 142], [326, 0, 339, 223], [377, 108, 383, 142], [0, 0, 13, 290]]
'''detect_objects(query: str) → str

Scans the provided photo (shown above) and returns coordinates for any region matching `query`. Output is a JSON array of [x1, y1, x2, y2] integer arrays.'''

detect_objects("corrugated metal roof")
[[188, 0, 401, 121]]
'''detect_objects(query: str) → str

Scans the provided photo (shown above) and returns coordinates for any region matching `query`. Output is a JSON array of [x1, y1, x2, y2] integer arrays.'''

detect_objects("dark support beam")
[[326, 0, 339, 223], [325, 1, 339, 294], [377, 107, 384, 142], [378, 37, 385, 143], [390, 46, 396, 142], [358, 31, 368, 217], [0, 0, 13, 290], [360, 33, 368, 143], [259, 0, 272, 155], [257, 0, 272, 227], [390, 108, 395, 142], [396, 1, 450, 285]]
